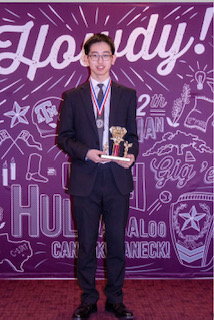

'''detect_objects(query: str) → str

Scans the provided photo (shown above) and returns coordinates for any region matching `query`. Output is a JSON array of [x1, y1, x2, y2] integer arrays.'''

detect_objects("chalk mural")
[[0, 2, 213, 278]]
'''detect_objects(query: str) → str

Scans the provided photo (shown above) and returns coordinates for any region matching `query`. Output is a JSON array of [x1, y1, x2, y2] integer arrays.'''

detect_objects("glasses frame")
[[88, 54, 113, 61]]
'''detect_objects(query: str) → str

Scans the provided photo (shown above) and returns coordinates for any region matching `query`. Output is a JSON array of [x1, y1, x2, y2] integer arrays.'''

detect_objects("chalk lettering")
[[126, 217, 167, 238], [204, 166, 214, 184], [0, 13, 194, 80], [125, 241, 170, 259], [51, 241, 78, 258], [150, 156, 196, 188]]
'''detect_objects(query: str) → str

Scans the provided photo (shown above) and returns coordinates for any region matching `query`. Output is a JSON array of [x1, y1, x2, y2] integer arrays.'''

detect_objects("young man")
[[57, 33, 139, 320]]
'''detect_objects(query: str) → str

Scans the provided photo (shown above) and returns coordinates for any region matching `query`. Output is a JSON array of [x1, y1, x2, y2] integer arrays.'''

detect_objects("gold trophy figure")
[[103, 142, 109, 154], [124, 141, 133, 158], [101, 126, 132, 162]]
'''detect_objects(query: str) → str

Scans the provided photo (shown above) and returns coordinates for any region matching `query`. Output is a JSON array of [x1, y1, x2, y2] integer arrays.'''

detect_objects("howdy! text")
[[0, 14, 195, 81]]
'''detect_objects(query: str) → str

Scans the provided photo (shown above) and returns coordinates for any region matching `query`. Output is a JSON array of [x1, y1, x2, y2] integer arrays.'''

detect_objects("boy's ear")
[[83, 54, 89, 66], [112, 55, 117, 65]]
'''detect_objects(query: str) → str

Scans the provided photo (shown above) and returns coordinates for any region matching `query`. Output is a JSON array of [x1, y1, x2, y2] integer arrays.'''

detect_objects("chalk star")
[[4, 101, 30, 128], [179, 205, 206, 232]]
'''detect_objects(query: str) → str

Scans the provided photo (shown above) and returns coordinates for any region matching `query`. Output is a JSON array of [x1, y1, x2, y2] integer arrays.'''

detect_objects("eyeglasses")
[[88, 54, 113, 61]]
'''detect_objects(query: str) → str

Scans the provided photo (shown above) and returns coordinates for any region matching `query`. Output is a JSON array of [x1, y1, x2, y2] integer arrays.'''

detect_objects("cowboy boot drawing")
[[26, 153, 48, 183]]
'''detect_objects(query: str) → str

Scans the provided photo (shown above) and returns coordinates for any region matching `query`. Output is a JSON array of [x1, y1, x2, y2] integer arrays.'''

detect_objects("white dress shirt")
[[90, 76, 111, 154]]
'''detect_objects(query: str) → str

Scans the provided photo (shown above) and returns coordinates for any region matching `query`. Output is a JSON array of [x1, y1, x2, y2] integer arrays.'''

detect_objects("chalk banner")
[[0, 2, 213, 278]]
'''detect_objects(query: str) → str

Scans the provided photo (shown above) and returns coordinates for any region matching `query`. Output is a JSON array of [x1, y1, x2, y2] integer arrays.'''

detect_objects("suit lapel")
[[80, 82, 98, 136], [109, 81, 121, 127]]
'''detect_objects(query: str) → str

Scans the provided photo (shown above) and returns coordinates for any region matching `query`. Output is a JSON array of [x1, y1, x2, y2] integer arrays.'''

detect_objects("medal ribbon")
[[90, 79, 112, 116]]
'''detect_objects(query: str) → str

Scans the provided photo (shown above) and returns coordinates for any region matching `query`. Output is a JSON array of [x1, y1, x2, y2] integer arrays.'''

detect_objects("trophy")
[[101, 126, 132, 162]]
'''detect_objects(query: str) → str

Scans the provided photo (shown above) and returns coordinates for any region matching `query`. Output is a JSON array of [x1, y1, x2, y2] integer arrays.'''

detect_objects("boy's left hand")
[[114, 154, 135, 169]]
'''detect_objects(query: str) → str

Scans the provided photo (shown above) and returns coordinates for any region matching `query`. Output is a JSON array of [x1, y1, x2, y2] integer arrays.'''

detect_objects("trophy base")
[[101, 155, 131, 162]]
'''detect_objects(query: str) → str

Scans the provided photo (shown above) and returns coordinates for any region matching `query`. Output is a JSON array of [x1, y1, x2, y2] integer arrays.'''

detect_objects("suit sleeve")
[[125, 89, 139, 161], [57, 91, 89, 160]]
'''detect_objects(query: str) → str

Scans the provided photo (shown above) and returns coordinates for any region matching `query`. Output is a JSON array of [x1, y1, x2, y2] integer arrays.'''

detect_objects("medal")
[[96, 119, 104, 128], [90, 79, 112, 117]]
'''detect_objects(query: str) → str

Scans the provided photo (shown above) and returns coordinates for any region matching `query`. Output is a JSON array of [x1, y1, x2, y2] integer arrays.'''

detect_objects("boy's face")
[[84, 41, 116, 81]]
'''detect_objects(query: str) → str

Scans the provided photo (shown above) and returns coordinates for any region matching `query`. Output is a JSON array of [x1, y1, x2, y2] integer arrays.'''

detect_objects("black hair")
[[84, 33, 115, 55]]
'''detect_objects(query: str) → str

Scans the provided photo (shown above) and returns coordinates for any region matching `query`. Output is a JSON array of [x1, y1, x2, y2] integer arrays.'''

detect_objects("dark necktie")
[[97, 84, 104, 150]]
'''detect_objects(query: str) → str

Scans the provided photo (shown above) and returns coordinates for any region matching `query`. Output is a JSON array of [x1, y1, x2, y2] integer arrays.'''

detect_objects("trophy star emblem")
[[110, 126, 127, 139], [179, 205, 206, 232]]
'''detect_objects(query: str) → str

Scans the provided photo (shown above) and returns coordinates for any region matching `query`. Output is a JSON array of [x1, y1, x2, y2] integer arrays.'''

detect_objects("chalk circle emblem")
[[170, 192, 213, 268]]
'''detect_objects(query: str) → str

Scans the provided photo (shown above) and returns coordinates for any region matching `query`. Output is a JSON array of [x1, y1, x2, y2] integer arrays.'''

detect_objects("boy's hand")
[[113, 154, 135, 169], [86, 149, 109, 163]]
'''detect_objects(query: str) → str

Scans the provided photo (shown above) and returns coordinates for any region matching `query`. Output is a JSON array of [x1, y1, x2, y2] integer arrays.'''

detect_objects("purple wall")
[[0, 2, 213, 278]]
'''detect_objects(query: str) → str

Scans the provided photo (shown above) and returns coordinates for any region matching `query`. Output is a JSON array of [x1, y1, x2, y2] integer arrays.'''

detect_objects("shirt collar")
[[90, 76, 110, 89]]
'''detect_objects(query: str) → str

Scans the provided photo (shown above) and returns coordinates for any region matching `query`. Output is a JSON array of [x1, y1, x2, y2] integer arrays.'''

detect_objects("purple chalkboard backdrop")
[[0, 2, 213, 278]]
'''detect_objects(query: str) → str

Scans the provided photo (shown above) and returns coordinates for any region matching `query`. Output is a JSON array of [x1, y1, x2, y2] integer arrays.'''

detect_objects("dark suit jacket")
[[57, 80, 139, 196]]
